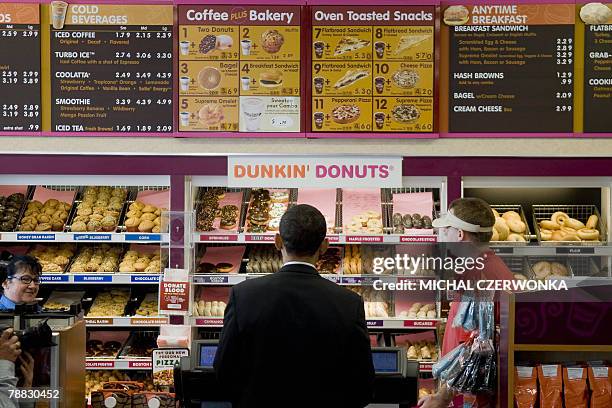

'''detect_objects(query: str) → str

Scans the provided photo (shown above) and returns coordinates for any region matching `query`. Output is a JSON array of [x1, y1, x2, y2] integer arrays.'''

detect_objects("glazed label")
[[446, 4, 575, 133], [581, 3, 612, 133], [179, 96, 239, 131], [48, 4, 174, 133], [0, 3, 41, 132], [178, 5, 301, 133], [311, 5, 436, 133]]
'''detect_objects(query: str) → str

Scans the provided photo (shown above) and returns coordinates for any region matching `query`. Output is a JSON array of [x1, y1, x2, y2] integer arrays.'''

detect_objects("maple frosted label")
[[0, 3, 41, 132], [311, 5, 435, 133], [48, 4, 173, 133], [447, 4, 575, 133], [178, 5, 301, 133]]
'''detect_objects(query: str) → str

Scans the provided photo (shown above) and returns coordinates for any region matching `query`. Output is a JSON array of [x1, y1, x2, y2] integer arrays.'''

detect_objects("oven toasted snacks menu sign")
[[178, 5, 301, 133], [47, 4, 173, 134], [443, 4, 575, 133], [310, 6, 436, 134], [0, 4, 41, 133], [580, 2, 612, 133]]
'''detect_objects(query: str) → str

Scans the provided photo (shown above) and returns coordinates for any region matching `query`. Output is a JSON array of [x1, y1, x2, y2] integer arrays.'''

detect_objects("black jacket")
[[214, 263, 375, 408]]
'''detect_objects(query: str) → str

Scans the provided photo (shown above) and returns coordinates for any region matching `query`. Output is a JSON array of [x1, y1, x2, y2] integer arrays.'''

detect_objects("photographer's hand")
[[18, 352, 34, 388], [0, 329, 20, 363]]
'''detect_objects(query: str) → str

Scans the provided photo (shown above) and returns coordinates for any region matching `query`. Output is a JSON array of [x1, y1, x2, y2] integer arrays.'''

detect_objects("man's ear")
[[458, 229, 467, 242], [274, 233, 283, 251], [319, 238, 329, 256]]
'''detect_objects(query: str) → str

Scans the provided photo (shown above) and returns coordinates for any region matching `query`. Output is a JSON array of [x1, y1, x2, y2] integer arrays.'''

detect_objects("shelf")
[[190, 317, 444, 329], [192, 274, 436, 286], [194, 233, 437, 244], [41, 273, 161, 284], [514, 344, 612, 352], [84, 316, 168, 327], [492, 245, 612, 256], [0, 232, 168, 243], [85, 358, 152, 370]]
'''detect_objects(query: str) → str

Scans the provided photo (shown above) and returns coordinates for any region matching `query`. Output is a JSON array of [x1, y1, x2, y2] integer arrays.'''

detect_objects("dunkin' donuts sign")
[[228, 156, 402, 187]]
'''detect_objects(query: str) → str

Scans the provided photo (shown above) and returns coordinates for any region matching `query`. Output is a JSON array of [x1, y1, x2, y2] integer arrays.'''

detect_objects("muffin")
[[134, 262, 147, 272], [71, 221, 87, 232], [140, 213, 156, 221], [138, 220, 154, 232], [87, 220, 102, 232], [101, 216, 116, 232], [152, 225, 161, 233], [126, 210, 142, 219], [130, 202, 145, 211], [142, 205, 156, 213], [35, 223, 52, 231], [125, 217, 140, 232]]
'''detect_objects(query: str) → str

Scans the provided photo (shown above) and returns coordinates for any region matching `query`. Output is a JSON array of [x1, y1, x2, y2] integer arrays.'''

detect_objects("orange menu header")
[[0, 3, 40, 25]]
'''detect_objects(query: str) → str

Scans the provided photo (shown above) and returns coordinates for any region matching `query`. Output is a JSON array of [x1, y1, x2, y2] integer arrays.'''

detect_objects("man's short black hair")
[[279, 204, 327, 256]]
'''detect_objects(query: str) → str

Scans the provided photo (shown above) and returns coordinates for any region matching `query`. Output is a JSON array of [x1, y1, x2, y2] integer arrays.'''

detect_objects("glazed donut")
[[507, 233, 526, 242], [508, 219, 526, 233], [540, 220, 560, 230], [562, 218, 586, 230], [540, 229, 553, 241], [586, 214, 598, 229], [551, 211, 569, 226], [532, 261, 551, 279], [502, 211, 521, 222], [491, 228, 499, 241], [577, 228, 599, 240], [494, 217, 510, 241], [551, 230, 566, 241]]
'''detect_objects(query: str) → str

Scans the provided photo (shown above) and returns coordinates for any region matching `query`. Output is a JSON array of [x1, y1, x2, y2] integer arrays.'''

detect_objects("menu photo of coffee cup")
[[51, 1, 68, 30]]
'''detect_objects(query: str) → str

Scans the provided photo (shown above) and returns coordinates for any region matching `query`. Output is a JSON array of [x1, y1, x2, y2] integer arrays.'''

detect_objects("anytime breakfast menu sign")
[[580, 2, 612, 133], [177, 5, 301, 133], [444, 4, 575, 133], [310, 6, 436, 133], [48, 4, 173, 133], [0, 3, 41, 132]]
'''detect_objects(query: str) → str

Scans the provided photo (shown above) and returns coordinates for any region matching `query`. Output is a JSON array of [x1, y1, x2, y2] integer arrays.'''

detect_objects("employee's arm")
[[347, 296, 375, 407], [213, 289, 242, 393]]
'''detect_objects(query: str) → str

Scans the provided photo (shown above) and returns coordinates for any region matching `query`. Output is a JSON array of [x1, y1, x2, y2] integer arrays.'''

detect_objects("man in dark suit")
[[214, 204, 375, 408]]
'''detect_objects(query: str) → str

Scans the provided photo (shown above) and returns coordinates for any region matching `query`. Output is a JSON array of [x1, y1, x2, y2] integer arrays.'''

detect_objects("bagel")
[[551, 211, 569, 226], [514, 273, 528, 281], [494, 217, 510, 241], [561, 226, 577, 234], [586, 215, 598, 229], [502, 211, 521, 222], [492, 209, 500, 218], [491, 228, 499, 241], [562, 233, 581, 241], [507, 233, 526, 242], [577, 228, 599, 241], [508, 219, 526, 233], [540, 229, 552, 241], [562, 217, 586, 230], [532, 261, 551, 279], [540, 220, 560, 230], [551, 230, 566, 241], [551, 262, 569, 276]]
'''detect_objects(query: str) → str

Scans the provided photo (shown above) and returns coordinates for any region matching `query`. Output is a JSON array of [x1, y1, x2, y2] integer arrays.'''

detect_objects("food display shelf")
[[190, 317, 445, 329], [192, 274, 436, 285], [84, 316, 168, 327], [40, 273, 162, 284], [0, 232, 168, 243], [491, 245, 612, 256], [194, 232, 437, 244], [85, 358, 152, 370]]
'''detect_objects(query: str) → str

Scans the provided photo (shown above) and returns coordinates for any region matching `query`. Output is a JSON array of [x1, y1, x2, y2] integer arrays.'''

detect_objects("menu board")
[[310, 6, 436, 133], [0, 4, 41, 132], [581, 2, 612, 133], [178, 5, 301, 133], [49, 4, 173, 133], [445, 4, 575, 133]]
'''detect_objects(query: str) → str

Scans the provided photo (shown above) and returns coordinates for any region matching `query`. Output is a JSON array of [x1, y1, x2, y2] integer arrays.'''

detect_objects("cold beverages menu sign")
[[580, 2, 612, 133], [445, 4, 575, 133], [49, 4, 173, 133], [177, 6, 301, 133], [0, 4, 41, 132], [310, 6, 436, 134]]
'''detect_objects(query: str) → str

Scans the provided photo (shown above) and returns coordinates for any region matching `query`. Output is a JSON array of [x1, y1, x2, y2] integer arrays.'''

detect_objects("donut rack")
[[384, 187, 441, 235], [490, 204, 532, 245], [532, 204, 606, 245]]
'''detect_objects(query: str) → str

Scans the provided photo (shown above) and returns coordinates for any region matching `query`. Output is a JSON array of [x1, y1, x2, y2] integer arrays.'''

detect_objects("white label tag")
[[567, 367, 584, 380], [517, 366, 534, 378], [541, 365, 559, 377], [593, 367, 609, 378]]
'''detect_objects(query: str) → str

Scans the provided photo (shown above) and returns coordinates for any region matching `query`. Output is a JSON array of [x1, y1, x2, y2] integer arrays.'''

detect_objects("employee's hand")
[[19, 351, 34, 388], [0, 328, 21, 362], [417, 394, 450, 408]]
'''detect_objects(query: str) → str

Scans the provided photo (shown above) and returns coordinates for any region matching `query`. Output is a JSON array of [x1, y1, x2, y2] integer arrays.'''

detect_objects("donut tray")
[[532, 204, 606, 245], [384, 187, 440, 235], [490, 204, 531, 245]]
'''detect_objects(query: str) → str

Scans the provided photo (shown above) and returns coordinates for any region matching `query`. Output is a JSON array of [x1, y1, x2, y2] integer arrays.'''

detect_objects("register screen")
[[372, 351, 398, 373], [199, 345, 218, 368]]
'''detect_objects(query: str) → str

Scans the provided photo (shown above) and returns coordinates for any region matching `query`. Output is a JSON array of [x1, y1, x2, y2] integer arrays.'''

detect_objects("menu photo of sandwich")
[[333, 69, 370, 90], [443, 5, 469, 26], [333, 36, 371, 57], [259, 71, 283, 88], [393, 34, 432, 56]]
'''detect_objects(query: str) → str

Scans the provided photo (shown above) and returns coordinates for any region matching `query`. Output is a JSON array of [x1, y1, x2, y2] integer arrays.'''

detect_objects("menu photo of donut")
[[196, 245, 246, 274]]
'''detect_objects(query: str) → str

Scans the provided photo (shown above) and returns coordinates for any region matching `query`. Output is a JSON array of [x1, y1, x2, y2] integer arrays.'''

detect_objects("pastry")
[[333, 69, 369, 89], [578, 228, 599, 240], [138, 220, 155, 232], [392, 69, 419, 89], [393, 34, 431, 55], [261, 29, 284, 53], [332, 105, 360, 124], [586, 214, 598, 229], [533, 261, 551, 279], [334, 36, 370, 56], [216, 263, 234, 273], [125, 217, 140, 232]]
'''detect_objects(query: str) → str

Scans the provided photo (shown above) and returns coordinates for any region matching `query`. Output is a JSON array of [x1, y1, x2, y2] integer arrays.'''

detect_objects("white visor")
[[432, 212, 493, 233]]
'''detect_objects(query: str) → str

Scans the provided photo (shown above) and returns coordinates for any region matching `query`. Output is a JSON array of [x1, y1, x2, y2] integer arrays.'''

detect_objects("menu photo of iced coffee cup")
[[241, 97, 265, 131], [51, 1, 68, 30]]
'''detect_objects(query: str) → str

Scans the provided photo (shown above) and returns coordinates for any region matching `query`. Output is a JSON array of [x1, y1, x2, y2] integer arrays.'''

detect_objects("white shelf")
[[492, 245, 612, 256], [190, 316, 444, 329], [85, 358, 152, 370], [0, 232, 168, 243], [194, 232, 437, 244], [85, 316, 167, 327], [41, 273, 161, 284]]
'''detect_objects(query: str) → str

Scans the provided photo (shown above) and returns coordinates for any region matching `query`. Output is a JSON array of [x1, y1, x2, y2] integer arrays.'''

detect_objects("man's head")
[[275, 204, 328, 263], [433, 198, 495, 243]]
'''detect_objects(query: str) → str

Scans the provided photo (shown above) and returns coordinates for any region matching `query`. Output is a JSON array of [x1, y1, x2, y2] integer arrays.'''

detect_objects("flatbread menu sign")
[[581, 2, 612, 133], [310, 6, 436, 134], [48, 3, 173, 133], [445, 4, 575, 133], [0, 4, 41, 133], [178, 6, 301, 133]]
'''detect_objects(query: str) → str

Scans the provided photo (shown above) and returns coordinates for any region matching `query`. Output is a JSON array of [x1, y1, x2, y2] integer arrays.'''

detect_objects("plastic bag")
[[478, 301, 494, 341], [432, 342, 466, 380], [452, 292, 478, 332]]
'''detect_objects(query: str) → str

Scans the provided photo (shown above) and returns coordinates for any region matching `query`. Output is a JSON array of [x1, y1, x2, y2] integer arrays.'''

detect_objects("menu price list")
[[0, 4, 41, 132], [49, 5, 173, 133], [178, 6, 301, 133], [446, 4, 575, 133], [310, 6, 436, 133], [582, 2, 612, 132]]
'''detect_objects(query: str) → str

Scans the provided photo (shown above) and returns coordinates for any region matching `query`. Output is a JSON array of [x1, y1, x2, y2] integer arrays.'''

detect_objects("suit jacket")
[[214, 263, 375, 408]]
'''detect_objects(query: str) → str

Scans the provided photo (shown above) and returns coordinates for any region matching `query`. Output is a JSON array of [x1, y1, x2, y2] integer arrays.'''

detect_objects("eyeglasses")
[[8, 275, 40, 285]]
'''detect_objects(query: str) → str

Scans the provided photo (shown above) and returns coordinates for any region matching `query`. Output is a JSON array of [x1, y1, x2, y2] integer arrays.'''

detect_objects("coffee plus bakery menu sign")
[[0, 4, 41, 133], [580, 2, 612, 133], [49, 4, 173, 133], [445, 4, 575, 133], [178, 6, 301, 133], [311, 6, 436, 134]]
